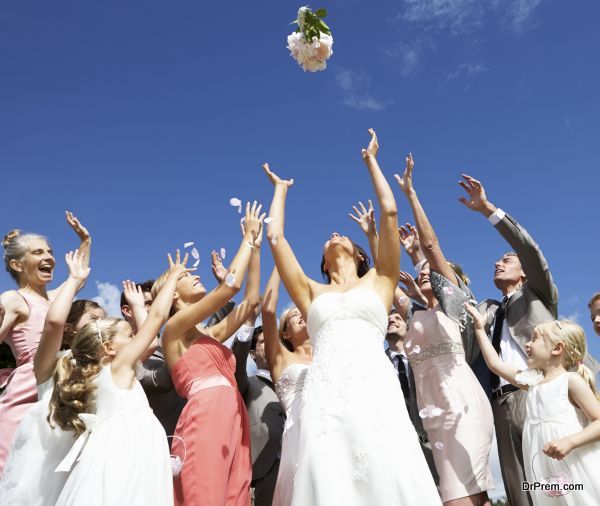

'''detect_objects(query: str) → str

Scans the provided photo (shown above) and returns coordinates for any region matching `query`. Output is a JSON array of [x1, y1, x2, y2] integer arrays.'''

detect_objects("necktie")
[[396, 355, 410, 400], [490, 296, 509, 390]]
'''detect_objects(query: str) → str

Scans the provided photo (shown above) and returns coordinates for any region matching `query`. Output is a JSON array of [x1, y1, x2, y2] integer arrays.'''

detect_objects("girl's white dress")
[[55, 365, 173, 506], [523, 372, 600, 505], [0, 379, 75, 505]]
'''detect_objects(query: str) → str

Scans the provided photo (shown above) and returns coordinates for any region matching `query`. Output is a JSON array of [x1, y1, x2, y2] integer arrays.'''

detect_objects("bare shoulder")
[[0, 290, 28, 315]]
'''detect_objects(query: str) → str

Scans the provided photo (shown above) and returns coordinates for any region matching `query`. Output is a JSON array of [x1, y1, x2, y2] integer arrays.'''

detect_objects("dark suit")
[[385, 348, 439, 485], [140, 347, 187, 442], [479, 212, 558, 506], [232, 337, 285, 506]]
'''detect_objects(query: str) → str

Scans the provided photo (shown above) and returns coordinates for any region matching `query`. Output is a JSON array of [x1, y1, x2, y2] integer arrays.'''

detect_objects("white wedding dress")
[[273, 362, 310, 506], [292, 288, 441, 505]]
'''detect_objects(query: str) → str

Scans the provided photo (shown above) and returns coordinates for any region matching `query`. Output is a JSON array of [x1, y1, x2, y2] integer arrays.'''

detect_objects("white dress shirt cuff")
[[414, 259, 427, 274], [235, 324, 254, 343], [488, 208, 506, 226]]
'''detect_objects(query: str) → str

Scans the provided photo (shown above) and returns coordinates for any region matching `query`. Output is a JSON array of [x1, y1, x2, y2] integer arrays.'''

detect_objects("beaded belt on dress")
[[185, 375, 232, 398], [407, 341, 463, 367]]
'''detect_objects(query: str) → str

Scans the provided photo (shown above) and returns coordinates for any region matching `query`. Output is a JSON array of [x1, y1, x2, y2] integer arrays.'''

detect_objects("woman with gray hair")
[[0, 212, 90, 474]]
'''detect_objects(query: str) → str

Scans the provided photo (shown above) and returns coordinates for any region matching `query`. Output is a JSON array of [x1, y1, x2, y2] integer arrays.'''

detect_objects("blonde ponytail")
[[47, 318, 120, 435]]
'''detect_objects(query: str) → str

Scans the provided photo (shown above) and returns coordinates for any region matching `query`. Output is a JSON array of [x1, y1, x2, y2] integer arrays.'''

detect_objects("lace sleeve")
[[430, 271, 471, 328]]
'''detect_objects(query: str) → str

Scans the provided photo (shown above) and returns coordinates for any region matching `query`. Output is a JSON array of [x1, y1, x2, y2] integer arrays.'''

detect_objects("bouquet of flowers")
[[287, 6, 333, 72]]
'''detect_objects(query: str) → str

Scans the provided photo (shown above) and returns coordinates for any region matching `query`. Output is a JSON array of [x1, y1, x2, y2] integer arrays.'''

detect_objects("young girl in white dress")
[[0, 249, 96, 505], [52, 252, 192, 506], [467, 305, 600, 506]]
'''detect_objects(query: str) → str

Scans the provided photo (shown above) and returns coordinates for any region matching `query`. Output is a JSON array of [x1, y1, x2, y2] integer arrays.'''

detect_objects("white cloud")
[[399, 0, 484, 34], [494, 0, 544, 33], [445, 62, 490, 83], [397, 0, 545, 34], [380, 40, 427, 76], [92, 281, 122, 317], [334, 68, 393, 111], [559, 310, 580, 324]]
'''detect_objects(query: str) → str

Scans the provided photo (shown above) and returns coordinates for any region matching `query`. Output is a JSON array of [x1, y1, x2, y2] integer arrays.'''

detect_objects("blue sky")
[[1, 0, 599, 354]]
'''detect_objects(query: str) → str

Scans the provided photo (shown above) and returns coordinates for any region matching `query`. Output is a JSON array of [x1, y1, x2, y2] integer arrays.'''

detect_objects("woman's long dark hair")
[[320, 242, 371, 284]]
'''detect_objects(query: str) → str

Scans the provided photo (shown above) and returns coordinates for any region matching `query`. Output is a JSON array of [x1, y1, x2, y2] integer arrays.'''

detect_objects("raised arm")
[[398, 223, 425, 268], [112, 254, 192, 383], [122, 281, 157, 361], [208, 208, 264, 343], [35, 250, 90, 384], [163, 203, 260, 343], [349, 200, 379, 264], [396, 154, 458, 285], [263, 163, 313, 316], [464, 304, 525, 389], [261, 267, 290, 380], [459, 174, 557, 308], [48, 212, 92, 299], [361, 129, 399, 291]]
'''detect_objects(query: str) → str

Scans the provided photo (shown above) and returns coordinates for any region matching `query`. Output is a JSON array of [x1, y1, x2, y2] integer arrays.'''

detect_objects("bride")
[[262, 129, 441, 505]]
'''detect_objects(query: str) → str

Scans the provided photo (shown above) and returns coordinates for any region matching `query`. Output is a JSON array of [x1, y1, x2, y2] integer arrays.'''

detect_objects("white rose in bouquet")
[[287, 6, 334, 72]]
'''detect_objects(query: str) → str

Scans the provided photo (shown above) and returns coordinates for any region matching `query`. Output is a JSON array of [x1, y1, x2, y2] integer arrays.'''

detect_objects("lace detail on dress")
[[430, 271, 471, 330], [275, 363, 309, 414]]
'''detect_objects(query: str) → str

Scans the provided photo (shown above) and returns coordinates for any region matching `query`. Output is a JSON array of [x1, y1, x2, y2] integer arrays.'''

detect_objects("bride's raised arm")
[[263, 163, 313, 317], [361, 129, 400, 301]]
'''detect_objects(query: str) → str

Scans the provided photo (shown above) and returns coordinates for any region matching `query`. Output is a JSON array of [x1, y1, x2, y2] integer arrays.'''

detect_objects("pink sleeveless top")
[[0, 290, 50, 473]]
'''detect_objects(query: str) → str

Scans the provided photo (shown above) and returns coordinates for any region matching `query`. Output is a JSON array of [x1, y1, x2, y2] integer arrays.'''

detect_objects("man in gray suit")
[[460, 174, 558, 506], [232, 322, 285, 506], [120, 280, 187, 440], [385, 310, 439, 485]]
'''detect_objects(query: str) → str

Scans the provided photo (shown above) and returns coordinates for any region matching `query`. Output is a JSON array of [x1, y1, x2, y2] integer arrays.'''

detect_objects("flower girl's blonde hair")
[[47, 317, 121, 435], [535, 319, 600, 400]]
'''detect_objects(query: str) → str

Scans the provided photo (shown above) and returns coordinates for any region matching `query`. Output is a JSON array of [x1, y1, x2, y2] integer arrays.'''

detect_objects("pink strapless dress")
[[171, 336, 251, 506], [0, 291, 49, 474]]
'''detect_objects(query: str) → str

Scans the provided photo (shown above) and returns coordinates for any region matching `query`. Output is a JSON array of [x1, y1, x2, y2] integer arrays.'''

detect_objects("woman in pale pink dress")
[[0, 212, 90, 473], [396, 155, 494, 506]]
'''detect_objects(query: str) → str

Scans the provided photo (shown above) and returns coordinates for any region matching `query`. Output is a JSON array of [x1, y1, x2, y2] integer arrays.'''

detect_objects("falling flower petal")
[[225, 273, 236, 287], [399, 296, 408, 303], [418, 408, 428, 419], [404, 340, 412, 349], [271, 236, 277, 246], [171, 456, 183, 477], [183, 242, 194, 248], [443, 286, 454, 296], [264, 217, 274, 224], [220, 248, 226, 260], [192, 259, 200, 268], [429, 407, 443, 417], [230, 197, 242, 214], [434, 442, 444, 450], [412, 321, 424, 332], [412, 345, 421, 354], [191, 248, 200, 260]]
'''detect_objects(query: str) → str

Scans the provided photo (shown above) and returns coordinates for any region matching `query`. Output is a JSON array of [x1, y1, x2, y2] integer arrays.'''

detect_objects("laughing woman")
[[0, 212, 90, 473]]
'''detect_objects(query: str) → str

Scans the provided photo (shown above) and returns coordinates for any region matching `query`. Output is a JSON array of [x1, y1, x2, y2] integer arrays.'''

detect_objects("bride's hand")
[[361, 128, 379, 161], [262, 163, 294, 188]]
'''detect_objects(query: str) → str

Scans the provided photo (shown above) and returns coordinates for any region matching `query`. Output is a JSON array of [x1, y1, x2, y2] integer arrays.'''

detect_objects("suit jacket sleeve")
[[139, 355, 175, 394], [494, 213, 558, 309], [231, 337, 250, 398]]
